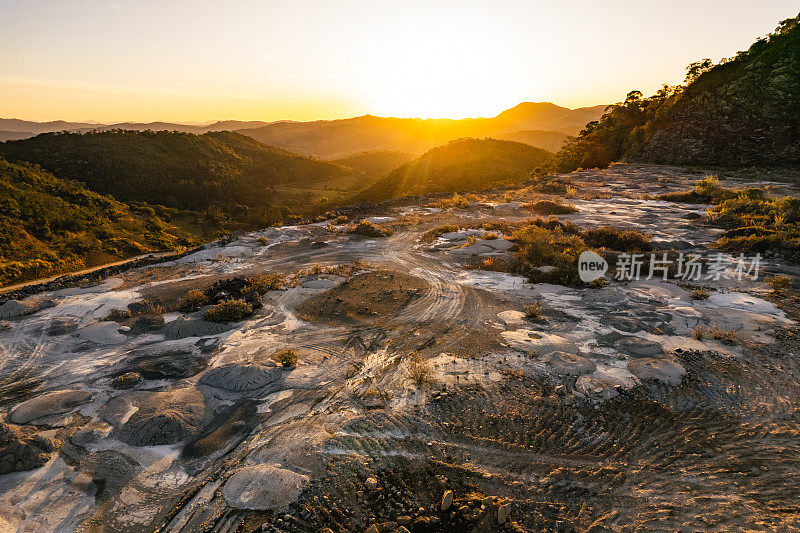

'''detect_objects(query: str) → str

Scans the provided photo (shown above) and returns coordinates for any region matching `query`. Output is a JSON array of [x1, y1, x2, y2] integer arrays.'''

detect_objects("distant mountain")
[[553, 13, 800, 170], [91, 120, 279, 134], [237, 103, 605, 159], [0, 157, 197, 286], [0, 119, 280, 139], [350, 138, 553, 203], [0, 130, 351, 220], [0, 119, 101, 135], [0, 131, 33, 142]]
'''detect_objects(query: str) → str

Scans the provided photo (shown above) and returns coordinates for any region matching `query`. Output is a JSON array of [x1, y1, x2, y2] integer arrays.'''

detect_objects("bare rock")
[[0, 422, 55, 474], [222, 465, 309, 510], [116, 387, 207, 446], [9, 389, 92, 424], [441, 489, 454, 511]]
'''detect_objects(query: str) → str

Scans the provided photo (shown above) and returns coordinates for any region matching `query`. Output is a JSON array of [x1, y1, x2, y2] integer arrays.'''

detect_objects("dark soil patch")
[[296, 271, 428, 324]]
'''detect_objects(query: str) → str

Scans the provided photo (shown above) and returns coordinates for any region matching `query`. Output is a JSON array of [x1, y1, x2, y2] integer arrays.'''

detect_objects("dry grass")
[[525, 300, 544, 320], [710, 324, 737, 344], [204, 299, 252, 323], [693, 325, 706, 340], [767, 275, 792, 293], [404, 352, 434, 385], [691, 287, 711, 300]]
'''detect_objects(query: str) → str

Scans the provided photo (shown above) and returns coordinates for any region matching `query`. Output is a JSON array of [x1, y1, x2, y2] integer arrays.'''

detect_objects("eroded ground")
[[1, 164, 799, 532]]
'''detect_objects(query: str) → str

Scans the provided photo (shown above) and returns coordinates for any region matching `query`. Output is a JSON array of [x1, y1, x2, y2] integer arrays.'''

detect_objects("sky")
[[0, 0, 797, 123]]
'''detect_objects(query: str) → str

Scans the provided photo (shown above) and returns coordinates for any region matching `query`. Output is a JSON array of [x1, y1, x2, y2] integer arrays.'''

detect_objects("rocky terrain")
[[1, 164, 799, 532]]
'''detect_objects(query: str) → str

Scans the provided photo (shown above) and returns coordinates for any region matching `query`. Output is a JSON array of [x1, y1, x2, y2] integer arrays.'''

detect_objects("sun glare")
[[359, 17, 522, 119]]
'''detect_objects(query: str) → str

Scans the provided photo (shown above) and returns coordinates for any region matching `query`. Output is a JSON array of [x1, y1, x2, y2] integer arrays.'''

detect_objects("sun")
[[358, 17, 523, 119]]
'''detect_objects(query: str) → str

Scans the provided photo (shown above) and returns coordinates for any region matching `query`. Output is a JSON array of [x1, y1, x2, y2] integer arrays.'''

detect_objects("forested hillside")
[[0, 158, 197, 286], [350, 138, 552, 203], [0, 130, 352, 223], [553, 13, 800, 171]]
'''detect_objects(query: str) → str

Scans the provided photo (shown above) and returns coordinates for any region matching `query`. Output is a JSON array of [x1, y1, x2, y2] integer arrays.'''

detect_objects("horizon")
[[0, 100, 608, 127], [1, 0, 798, 123]]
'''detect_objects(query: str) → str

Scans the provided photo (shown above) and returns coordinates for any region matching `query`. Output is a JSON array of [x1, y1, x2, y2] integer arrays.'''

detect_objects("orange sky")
[[0, 0, 797, 123]]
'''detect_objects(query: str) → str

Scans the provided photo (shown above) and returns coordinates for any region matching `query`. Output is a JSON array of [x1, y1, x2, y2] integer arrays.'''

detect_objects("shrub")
[[660, 177, 737, 204], [690, 287, 711, 300], [178, 289, 208, 312], [350, 220, 393, 237], [528, 200, 578, 215], [204, 299, 252, 322], [511, 223, 588, 286], [404, 352, 433, 385], [433, 193, 474, 209], [528, 175, 576, 196], [693, 325, 706, 340], [767, 275, 792, 293], [245, 273, 285, 295], [583, 227, 651, 252], [273, 348, 298, 367], [710, 324, 737, 344], [525, 301, 544, 319], [421, 224, 459, 242]]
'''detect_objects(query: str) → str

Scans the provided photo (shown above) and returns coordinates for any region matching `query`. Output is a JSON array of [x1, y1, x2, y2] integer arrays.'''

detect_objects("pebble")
[[441, 489, 454, 511]]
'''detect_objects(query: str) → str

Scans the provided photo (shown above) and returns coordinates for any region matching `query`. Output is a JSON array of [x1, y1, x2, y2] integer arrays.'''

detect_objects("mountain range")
[[0, 102, 605, 156]]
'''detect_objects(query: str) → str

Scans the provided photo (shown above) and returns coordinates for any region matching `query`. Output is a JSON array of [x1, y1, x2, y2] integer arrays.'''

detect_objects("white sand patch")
[[77, 322, 127, 345], [363, 216, 396, 224], [497, 310, 526, 325], [705, 292, 789, 320]]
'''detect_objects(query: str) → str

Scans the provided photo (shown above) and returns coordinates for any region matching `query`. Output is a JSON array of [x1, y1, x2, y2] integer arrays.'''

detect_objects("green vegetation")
[[177, 289, 208, 312], [658, 177, 736, 204], [549, 13, 800, 171], [0, 157, 197, 286], [509, 218, 651, 285], [526, 174, 577, 196], [767, 275, 792, 293], [349, 220, 393, 237], [690, 287, 711, 300], [708, 189, 800, 258], [204, 299, 253, 322], [527, 200, 578, 215], [524, 300, 544, 320], [582, 227, 652, 252], [660, 178, 800, 260], [349, 138, 552, 203], [0, 130, 352, 226], [273, 348, 299, 367]]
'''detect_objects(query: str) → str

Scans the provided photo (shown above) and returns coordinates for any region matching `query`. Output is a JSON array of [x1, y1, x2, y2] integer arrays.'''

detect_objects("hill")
[[350, 138, 553, 203], [0, 157, 197, 286], [0, 130, 352, 223], [553, 13, 800, 171], [237, 103, 604, 159]]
